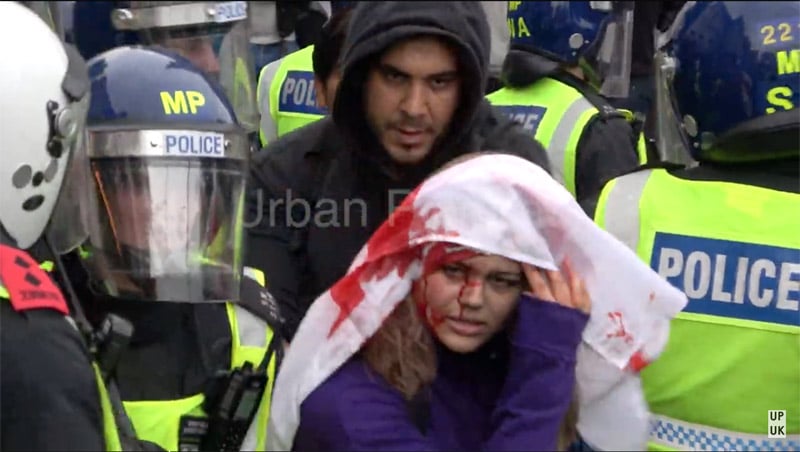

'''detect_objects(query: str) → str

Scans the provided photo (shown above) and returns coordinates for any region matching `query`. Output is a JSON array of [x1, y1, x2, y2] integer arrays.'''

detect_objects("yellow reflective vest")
[[257, 45, 326, 146], [121, 267, 280, 451], [594, 168, 800, 451], [486, 77, 648, 197]]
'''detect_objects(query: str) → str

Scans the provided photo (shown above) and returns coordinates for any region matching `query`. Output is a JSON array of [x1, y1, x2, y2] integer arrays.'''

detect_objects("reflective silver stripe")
[[87, 129, 249, 160], [650, 414, 800, 451], [111, 3, 246, 30], [548, 97, 596, 187], [233, 304, 268, 348], [602, 169, 653, 252], [257, 58, 283, 145]]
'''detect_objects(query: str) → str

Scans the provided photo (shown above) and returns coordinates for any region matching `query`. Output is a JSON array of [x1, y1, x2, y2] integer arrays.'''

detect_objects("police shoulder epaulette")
[[0, 244, 68, 315], [238, 274, 285, 333]]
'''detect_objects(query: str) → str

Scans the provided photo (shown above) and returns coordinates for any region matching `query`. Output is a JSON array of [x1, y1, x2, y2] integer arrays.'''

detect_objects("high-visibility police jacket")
[[486, 76, 648, 198], [120, 267, 281, 452], [0, 253, 122, 451], [256, 44, 326, 146], [594, 167, 800, 451]]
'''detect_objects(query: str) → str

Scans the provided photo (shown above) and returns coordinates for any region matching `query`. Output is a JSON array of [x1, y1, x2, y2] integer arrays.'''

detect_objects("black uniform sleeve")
[[574, 115, 642, 204], [245, 134, 322, 341], [1, 303, 106, 451]]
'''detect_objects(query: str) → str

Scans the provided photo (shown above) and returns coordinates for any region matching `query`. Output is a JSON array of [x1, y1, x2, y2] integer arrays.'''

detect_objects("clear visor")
[[652, 47, 697, 166], [80, 130, 249, 303], [112, 2, 259, 133], [47, 128, 92, 254], [46, 43, 92, 254], [594, 3, 635, 98]]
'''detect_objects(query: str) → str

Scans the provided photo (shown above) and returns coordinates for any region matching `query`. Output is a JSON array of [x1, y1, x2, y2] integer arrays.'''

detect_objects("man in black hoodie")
[[245, 1, 550, 341]]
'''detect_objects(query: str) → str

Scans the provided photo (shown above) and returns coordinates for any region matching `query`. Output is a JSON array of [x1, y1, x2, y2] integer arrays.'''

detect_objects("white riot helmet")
[[0, 2, 90, 250]]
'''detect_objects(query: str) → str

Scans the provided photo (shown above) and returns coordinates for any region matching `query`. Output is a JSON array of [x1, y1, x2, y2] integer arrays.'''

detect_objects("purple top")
[[294, 295, 589, 451]]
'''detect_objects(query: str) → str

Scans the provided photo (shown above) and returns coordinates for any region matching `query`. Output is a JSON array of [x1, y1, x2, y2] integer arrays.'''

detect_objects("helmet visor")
[[593, 2, 635, 98], [46, 43, 93, 254], [47, 128, 92, 254], [652, 48, 696, 166], [82, 129, 249, 303]]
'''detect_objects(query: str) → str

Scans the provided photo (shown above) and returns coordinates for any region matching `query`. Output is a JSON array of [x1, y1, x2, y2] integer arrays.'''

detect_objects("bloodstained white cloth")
[[265, 154, 688, 450]]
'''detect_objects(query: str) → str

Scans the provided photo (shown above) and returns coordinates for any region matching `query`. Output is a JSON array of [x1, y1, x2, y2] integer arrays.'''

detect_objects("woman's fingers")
[[574, 277, 591, 314], [563, 258, 591, 314], [545, 268, 571, 308], [524, 258, 591, 313], [570, 273, 592, 314], [523, 263, 554, 302]]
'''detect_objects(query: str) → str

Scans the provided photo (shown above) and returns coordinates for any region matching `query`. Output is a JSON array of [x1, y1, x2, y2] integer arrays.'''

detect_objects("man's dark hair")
[[312, 8, 352, 81]]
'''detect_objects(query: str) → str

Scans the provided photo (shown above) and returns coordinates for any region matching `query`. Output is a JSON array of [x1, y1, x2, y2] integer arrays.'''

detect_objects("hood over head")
[[332, 1, 491, 180]]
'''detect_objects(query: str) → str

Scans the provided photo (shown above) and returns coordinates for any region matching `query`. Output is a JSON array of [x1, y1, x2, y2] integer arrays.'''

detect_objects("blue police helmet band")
[[86, 129, 249, 161], [111, 1, 248, 31]]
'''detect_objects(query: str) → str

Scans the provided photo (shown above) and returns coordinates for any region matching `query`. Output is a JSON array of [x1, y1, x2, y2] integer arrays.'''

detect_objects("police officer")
[[487, 1, 648, 201], [0, 3, 121, 450], [256, 5, 352, 146], [588, 2, 800, 449], [248, 1, 329, 76], [51, 45, 284, 452], [72, 1, 259, 142]]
